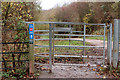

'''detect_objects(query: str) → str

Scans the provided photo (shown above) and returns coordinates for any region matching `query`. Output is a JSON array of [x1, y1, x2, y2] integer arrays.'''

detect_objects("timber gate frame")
[[25, 21, 112, 73]]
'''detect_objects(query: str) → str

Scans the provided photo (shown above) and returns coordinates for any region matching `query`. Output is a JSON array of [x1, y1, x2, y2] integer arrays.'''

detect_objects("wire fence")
[[1, 28, 29, 72]]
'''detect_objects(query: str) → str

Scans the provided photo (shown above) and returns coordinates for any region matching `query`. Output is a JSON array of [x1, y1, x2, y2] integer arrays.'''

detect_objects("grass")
[[40, 34, 109, 41], [84, 37, 107, 41], [34, 40, 91, 54], [35, 40, 90, 46], [85, 36, 114, 41], [34, 40, 91, 64]]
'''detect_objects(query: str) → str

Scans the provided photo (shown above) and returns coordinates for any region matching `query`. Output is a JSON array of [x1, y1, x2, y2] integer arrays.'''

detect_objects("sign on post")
[[29, 23, 34, 74], [29, 24, 34, 43]]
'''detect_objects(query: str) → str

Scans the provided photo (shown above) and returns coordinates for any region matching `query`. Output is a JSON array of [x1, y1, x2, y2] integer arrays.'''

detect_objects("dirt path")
[[38, 66, 107, 78], [38, 39, 109, 78], [74, 38, 108, 49]]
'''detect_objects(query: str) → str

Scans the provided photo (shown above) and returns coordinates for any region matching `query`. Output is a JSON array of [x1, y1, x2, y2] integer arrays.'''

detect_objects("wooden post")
[[0, 8, 2, 79], [29, 44, 34, 74], [29, 23, 34, 74]]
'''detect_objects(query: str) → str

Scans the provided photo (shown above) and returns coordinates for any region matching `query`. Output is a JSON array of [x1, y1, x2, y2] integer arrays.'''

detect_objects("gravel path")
[[38, 66, 106, 78]]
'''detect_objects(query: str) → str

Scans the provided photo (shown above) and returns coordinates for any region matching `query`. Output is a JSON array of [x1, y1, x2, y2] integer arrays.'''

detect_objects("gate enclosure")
[[26, 22, 112, 73]]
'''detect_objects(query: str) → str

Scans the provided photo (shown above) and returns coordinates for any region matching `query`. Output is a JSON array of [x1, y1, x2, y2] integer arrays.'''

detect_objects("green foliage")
[[14, 20, 28, 41], [1, 2, 41, 79], [14, 35, 19, 40], [1, 68, 27, 79], [2, 72, 9, 78]]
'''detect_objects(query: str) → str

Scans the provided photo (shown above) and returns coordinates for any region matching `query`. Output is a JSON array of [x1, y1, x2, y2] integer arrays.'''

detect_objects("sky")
[[38, 0, 120, 10], [38, 0, 77, 10]]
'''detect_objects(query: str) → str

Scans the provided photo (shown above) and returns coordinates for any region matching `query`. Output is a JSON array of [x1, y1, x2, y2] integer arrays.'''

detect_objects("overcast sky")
[[39, 0, 77, 10], [38, 0, 120, 10]]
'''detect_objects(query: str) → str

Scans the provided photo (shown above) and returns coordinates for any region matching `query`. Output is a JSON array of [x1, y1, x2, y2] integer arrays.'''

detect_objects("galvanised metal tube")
[[34, 30, 84, 32], [69, 25, 72, 48], [49, 23, 52, 72], [34, 38, 83, 41], [54, 55, 104, 58], [107, 25, 110, 64], [34, 30, 49, 32], [103, 24, 106, 65], [109, 23, 112, 65], [54, 34, 104, 37], [107, 23, 112, 65], [34, 63, 49, 66], [83, 25, 86, 62], [34, 45, 49, 48], [34, 34, 104, 37], [35, 53, 49, 55], [35, 34, 49, 36], [52, 24, 55, 65], [113, 19, 119, 68], [25, 21, 105, 26], [54, 45, 103, 48]]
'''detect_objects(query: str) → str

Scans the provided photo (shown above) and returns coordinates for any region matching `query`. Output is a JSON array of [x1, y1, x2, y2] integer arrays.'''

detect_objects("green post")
[[29, 23, 34, 74]]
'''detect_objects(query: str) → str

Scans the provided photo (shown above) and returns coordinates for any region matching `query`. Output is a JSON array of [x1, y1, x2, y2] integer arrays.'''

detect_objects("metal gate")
[[26, 21, 112, 72], [113, 19, 120, 68]]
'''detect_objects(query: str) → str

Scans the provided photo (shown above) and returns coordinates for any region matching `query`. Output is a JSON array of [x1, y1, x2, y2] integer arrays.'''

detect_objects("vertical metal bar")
[[52, 24, 55, 65], [69, 25, 72, 49], [49, 23, 52, 72], [83, 25, 86, 62], [107, 25, 110, 64], [113, 19, 119, 68], [109, 23, 112, 65], [107, 24, 112, 65], [103, 24, 106, 65]]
